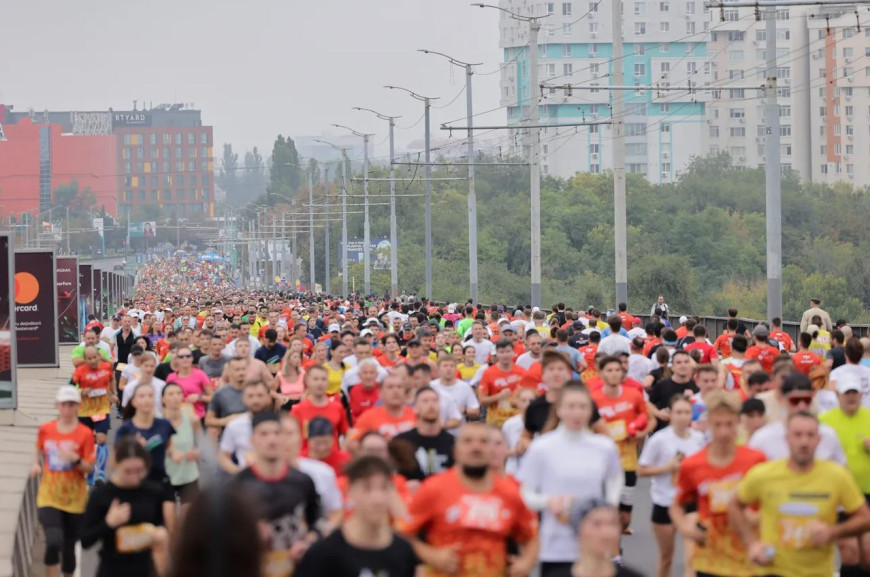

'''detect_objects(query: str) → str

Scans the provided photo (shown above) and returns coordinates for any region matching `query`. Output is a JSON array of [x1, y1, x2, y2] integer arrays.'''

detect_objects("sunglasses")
[[787, 395, 813, 406], [177, 354, 193, 359]]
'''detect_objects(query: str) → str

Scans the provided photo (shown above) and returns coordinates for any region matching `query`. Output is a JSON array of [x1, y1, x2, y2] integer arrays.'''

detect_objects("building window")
[[563, 63, 573, 76], [589, 1, 598, 11], [123, 134, 131, 145], [138, 190, 145, 202], [150, 148, 158, 159], [661, 124, 670, 133], [563, 44, 572, 57], [202, 173, 210, 186], [175, 162, 183, 173], [627, 163, 646, 173], [122, 148, 130, 160], [562, 23, 573, 35], [634, 63, 646, 77], [660, 1, 670, 10], [627, 123, 646, 136], [661, 103, 670, 113], [201, 160, 209, 171], [662, 162, 671, 172], [590, 164, 600, 173], [626, 143, 646, 155], [589, 22, 599, 34], [820, 164, 828, 174], [729, 108, 745, 118], [635, 22, 646, 35], [201, 133, 209, 145], [137, 147, 144, 159], [189, 147, 198, 158], [730, 89, 745, 99], [730, 127, 746, 137], [563, 2, 572, 15], [546, 63, 556, 77], [780, 125, 791, 136], [546, 2, 555, 14], [125, 162, 131, 174], [660, 21, 670, 32], [175, 147, 182, 158], [188, 133, 195, 145], [727, 31, 745, 41], [163, 134, 170, 144], [709, 126, 719, 137], [188, 161, 196, 172], [686, 1, 695, 13], [634, 2, 645, 14], [635, 44, 645, 56], [149, 134, 157, 145], [174, 133, 182, 144]]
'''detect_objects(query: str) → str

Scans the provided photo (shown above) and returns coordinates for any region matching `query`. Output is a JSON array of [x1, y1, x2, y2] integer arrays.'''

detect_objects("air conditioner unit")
[[591, 32, 598, 37], [846, 95, 852, 101], [739, 118, 746, 123], [591, 153, 599, 160], [661, 171, 669, 179], [663, 152, 670, 159], [845, 57, 852, 63], [784, 78, 790, 84], [848, 134, 854, 140], [812, 53, 820, 59], [848, 77, 854, 83], [847, 115, 853, 121], [592, 112, 599, 118], [849, 173, 855, 179]]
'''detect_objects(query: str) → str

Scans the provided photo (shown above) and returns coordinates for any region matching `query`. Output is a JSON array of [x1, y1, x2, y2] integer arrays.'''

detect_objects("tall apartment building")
[[499, 0, 712, 181], [500, 1, 870, 187]]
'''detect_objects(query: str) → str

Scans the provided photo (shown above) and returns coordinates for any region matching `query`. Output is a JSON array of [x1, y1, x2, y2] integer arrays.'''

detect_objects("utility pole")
[[528, 17, 542, 308], [385, 86, 439, 299], [333, 124, 374, 297], [612, 0, 628, 307], [308, 167, 315, 290], [342, 150, 349, 297], [419, 50, 482, 303], [324, 165, 331, 295], [763, 4, 782, 322], [354, 107, 401, 299]]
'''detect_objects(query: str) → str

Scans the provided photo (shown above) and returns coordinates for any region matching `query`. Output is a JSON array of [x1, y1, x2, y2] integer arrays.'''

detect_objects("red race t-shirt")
[[348, 385, 380, 422], [290, 398, 349, 451]]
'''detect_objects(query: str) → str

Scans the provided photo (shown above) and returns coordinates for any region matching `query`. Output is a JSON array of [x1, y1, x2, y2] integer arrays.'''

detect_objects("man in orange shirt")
[[792, 332, 824, 376], [770, 316, 795, 352], [745, 324, 781, 374], [349, 374, 416, 444], [714, 319, 739, 360], [670, 391, 766, 577], [591, 356, 649, 534], [402, 422, 539, 577], [578, 332, 600, 376], [72, 346, 115, 484], [616, 302, 634, 331], [478, 340, 528, 427]]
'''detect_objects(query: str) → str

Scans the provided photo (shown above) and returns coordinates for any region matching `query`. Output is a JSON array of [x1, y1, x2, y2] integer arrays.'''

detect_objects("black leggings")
[[540, 562, 573, 577], [38, 507, 82, 574]]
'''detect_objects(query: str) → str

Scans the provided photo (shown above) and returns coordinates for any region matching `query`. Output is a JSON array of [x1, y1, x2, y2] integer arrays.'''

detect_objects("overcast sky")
[[1, 0, 506, 161]]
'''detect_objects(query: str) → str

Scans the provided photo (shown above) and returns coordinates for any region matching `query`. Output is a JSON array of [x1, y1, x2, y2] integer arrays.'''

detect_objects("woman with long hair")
[[517, 382, 624, 577], [273, 349, 305, 410], [378, 334, 402, 369], [165, 347, 212, 421], [303, 340, 328, 370], [638, 395, 705, 577], [121, 353, 166, 415], [644, 346, 673, 389], [117, 383, 176, 500], [162, 383, 200, 522], [81, 437, 173, 577]]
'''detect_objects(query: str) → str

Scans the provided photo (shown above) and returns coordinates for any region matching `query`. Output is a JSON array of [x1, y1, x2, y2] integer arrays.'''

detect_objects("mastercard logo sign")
[[14, 272, 40, 304]]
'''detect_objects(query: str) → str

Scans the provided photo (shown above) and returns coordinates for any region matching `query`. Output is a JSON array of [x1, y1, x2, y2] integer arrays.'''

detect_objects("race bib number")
[[607, 420, 627, 442], [264, 550, 294, 577], [779, 516, 813, 549], [89, 388, 107, 398], [116, 363, 127, 371], [708, 479, 738, 513], [116, 523, 156, 553]]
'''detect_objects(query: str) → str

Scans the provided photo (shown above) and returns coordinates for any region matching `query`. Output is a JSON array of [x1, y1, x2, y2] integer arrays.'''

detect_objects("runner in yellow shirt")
[[730, 411, 870, 577]]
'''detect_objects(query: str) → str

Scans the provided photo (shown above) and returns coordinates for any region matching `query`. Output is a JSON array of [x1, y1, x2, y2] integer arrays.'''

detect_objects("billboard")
[[14, 250, 59, 367], [93, 269, 102, 320], [56, 257, 79, 344], [338, 237, 394, 270], [129, 221, 157, 238], [112, 112, 152, 127], [0, 235, 17, 408], [79, 264, 93, 332]]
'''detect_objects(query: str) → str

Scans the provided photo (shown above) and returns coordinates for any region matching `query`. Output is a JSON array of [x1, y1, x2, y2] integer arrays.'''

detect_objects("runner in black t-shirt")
[[394, 387, 455, 480], [647, 350, 698, 432], [295, 456, 418, 577], [230, 412, 322, 574]]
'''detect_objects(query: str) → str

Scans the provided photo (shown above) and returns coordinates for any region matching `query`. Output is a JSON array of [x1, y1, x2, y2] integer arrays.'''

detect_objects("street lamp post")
[[385, 85, 439, 299], [419, 49, 482, 303], [354, 107, 401, 299], [314, 140, 350, 297]]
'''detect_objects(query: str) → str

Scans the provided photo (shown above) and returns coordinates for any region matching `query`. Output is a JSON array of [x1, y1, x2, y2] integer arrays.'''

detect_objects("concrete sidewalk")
[[0, 350, 74, 577]]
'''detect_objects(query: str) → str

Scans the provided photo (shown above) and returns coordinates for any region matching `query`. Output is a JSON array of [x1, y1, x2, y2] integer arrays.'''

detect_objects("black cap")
[[402, 323, 413, 332], [572, 320, 585, 330], [130, 345, 144, 355], [307, 416, 334, 438], [741, 398, 765, 415], [407, 338, 422, 347], [251, 411, 281, 430]]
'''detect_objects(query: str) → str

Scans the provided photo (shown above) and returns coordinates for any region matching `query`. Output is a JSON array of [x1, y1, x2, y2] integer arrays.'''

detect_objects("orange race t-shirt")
[[478, 364, 528, 427], [792, 351, 823, 376], [745, 344, 780, 374], [770, 329, 793, 352], [685, 341, 718, 364], [714, 333, 733, 359], [591, 386, 647, 471], [520, 361, 546, 394], [290, 398, 349, 451], [643, 338, 661, 358], [348, 385, 380, 422], [72, 362, 114, 418], [617, 312, 634, 331], [578, 344, 599, 374], [401, 468, 537, 577], [675, 445, 766, 577], [36, 421, 96, 513], [350, 405, 416, 440]]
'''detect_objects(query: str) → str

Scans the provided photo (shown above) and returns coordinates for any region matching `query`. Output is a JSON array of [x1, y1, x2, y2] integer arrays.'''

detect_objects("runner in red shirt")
[[347, 360, 381, 421], [617, 302, 634, 331], [685, 325, 719, 366], [744, 325, 781, 374], [377, 334, 403, 369], [792, 332, 824, 376], [578, 333, 600, 375], [671, 391, 766, 577], [301, 417, 352, 477], [769, 317, 795, 352], [349, 373, 416, 443], [290, 365, 349, 451], [478, 339, 528, 427], [401, 422, 539, 577], [590, 356, 649, 533], [714, 319, 739, 360]]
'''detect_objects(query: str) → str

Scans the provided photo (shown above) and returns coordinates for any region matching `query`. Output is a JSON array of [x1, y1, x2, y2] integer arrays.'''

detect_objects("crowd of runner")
[[32, 284, 870, 577]]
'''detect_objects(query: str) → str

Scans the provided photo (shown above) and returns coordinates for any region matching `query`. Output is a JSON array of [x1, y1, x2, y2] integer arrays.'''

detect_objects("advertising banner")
[[56, 257, 79, 344], [0, 235, 17, 408], [129, 221, 157, 238], [338, 237, 394, 270], [79, 264, 93, 332], [14, 250, 59, 367], [93, 269, 102, 320]]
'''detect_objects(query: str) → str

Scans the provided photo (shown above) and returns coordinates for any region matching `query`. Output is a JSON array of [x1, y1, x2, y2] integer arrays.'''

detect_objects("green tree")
[[267, 135, 301, 205], [52, 180, 96, 219], [243, 147, 267, 200], [219, 143, 240, 202]]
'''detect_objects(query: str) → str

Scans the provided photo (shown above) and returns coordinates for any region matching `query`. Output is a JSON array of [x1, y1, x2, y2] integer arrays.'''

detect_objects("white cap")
[[328, 323, 341, 333], [679, 315, 688, 324], [365, 317, 380, 326], [532, 306, 541, 313], [836, 375, 863, 395], [56, 385, 82, 404], [360, 328, 374, 338], [497, 317, 511, 325]]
